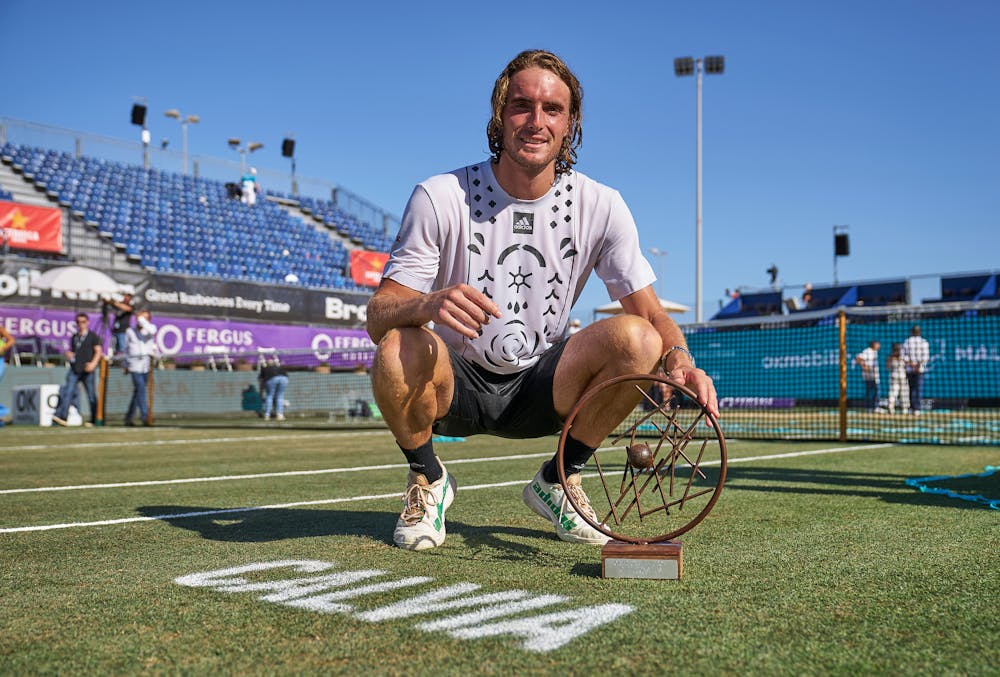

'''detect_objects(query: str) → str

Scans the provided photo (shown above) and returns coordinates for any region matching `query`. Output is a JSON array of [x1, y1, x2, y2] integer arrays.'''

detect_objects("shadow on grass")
[[136, 505, 398, 543], [135, 505, 556, 555], [723, 466, 998, 510]]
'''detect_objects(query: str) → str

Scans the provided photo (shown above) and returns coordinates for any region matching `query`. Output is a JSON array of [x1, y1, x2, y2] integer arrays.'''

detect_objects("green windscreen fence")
[[676, 301, 1000, 445], [94, 301, 999, 445]]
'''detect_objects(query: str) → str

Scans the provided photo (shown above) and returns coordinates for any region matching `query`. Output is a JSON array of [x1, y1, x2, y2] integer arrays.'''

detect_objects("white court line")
[[0, 429, 392, 454], [0, 452, 556, 495], [0, 443, 894, 534]]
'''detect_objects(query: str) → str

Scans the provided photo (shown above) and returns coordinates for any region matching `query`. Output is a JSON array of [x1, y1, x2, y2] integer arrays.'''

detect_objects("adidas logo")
[[531, 482, 577, 531], [512, 211, 534, 235]]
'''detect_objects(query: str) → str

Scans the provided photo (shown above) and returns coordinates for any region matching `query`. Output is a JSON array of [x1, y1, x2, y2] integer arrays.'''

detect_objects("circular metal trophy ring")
[[556, 374, 727, 544]]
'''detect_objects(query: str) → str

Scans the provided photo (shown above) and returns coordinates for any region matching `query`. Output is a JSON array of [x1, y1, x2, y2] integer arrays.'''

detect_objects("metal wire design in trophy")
[[557, 374, 728, 579]]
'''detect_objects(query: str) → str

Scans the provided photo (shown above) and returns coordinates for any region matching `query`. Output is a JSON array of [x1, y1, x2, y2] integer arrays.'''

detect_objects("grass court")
[[1, 424, 997, 674]]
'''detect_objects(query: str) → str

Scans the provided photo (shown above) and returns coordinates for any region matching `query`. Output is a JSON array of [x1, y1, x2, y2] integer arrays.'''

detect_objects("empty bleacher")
[[1, 142, 392, 291], [925, 273, 999, 303], [712, 290, 783, 319], [792, 279, 909, 312]]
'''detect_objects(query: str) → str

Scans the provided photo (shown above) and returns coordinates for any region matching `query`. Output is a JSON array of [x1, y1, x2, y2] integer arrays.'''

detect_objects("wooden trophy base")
[[601, 540, 683, 580]]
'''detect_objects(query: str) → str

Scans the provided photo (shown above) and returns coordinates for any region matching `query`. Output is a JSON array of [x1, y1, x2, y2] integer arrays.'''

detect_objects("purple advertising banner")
[[0, 306, 375, 368]]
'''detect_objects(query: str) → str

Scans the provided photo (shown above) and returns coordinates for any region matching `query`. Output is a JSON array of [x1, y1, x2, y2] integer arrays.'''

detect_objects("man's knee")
[[594, 314, 662, 369], [371, 327, 447, 382]]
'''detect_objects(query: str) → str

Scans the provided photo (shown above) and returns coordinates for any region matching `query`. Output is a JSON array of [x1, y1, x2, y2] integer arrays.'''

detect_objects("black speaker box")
[[282, 138, 295, 158], [131, 104, 147, 126], [835, 233, 850, 256]]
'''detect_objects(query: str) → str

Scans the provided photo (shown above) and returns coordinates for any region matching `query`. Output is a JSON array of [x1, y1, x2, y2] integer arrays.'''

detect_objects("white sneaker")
[[275, 413, 285, 421], [522, 463, 610, 545], [393, 461, 456, 551]]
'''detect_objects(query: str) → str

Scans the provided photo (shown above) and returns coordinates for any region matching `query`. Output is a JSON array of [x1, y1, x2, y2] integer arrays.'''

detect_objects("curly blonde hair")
[[487, 50, 583, 177]]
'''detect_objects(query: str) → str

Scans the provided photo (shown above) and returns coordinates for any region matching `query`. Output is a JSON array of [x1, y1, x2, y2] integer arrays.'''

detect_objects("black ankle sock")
[[400, 439, 442, 483], [542, 435, 596, 484]]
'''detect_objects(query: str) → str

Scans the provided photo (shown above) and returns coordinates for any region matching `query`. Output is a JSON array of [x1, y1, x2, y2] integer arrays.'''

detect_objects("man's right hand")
[[367, 279, 501, 343], [423, 284, 501, 340]]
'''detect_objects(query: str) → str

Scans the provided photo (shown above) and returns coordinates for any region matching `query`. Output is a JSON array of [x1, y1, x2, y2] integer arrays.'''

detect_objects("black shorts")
[[432, 341, 568, 439]]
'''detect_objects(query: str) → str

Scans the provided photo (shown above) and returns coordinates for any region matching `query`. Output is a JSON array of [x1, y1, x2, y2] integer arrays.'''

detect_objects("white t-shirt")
[[125, 319, 158, 374], [902, 335, 930, 374], [856, 346, 880, 382], [383, 161, 655, 374]]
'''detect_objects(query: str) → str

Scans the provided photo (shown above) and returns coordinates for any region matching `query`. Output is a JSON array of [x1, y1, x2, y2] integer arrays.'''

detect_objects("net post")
[[837, 309, 847, 442], [96, 355, 109, 426], [146, 355, 155, 426]]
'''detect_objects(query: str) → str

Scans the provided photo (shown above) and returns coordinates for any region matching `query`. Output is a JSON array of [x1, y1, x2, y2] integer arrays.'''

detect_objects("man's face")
[[500, 67, 572, 175], [76, 317, 89, 333]]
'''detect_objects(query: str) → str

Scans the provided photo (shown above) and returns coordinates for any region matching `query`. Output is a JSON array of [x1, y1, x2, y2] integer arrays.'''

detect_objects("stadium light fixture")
[[131, 96, 150, 170], [228, 138, 264, 174], [648, 247, 668, 299], [282, 135, 298, 197], [164, 108, 199, 175], [833, 225, 850, 284], [675, 54, 725, 322]]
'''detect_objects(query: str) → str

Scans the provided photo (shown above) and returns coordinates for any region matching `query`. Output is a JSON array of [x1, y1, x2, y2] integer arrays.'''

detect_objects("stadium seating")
[[712, 290, 783, 319], [1, 143, 388, 291], [926, 273, 999, 303]]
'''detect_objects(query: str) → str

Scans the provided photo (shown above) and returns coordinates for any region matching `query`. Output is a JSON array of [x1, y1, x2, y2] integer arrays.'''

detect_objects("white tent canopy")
[[594, 297, 690, 316]]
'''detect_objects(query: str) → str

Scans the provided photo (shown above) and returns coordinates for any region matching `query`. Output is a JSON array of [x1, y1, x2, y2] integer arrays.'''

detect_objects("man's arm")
[[84, 343, 103, 372], [366, 278, 501, 344], [104, 297, 133, 312], [619, 285, 719, 416]]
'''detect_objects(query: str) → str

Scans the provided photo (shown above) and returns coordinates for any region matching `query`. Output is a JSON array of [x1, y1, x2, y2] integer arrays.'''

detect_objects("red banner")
[[350, 250, 389, 288], [0, 201, 63, 253]]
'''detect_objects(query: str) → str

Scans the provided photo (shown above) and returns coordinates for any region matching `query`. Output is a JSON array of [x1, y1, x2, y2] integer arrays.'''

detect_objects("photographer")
[[103, 293, 135, 359]]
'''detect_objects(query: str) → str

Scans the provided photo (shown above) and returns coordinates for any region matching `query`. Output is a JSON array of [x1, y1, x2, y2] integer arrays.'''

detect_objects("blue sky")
[[3, 0, 997, 323]]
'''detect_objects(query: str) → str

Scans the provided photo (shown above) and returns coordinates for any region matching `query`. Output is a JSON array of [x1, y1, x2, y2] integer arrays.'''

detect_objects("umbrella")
[[594, 297, 690, 316], [31, 266, 124, 296]]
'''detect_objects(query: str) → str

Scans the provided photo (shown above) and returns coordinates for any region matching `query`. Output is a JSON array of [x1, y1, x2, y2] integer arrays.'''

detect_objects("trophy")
[[557, 375, 727, 579]]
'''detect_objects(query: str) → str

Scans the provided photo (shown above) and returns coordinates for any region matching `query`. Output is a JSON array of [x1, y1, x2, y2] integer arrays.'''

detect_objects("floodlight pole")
[[165, 109, 200, 175], [676, 55, 724, 322], [696, 58, 703, 322], [648, 247, 668, 299]]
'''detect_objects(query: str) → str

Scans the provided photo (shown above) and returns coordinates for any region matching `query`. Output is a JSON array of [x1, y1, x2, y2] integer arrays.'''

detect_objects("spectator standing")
[[886, 342, 910, 415], [124, 309, 157, 426], [902, 325, 930, 415], [855, 340, 881, 412], [241, 168, 259, 206], [259, 357, 289, 421], [53, 313, 103, 426]]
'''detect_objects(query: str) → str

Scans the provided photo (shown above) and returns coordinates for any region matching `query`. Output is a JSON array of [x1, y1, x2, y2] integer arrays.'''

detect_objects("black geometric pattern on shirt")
[[467, 231, 485, 255], [508, 266, 532, 293], [560, 237, 578, 259], [473, 178, 481, 186], [478, 270, 493, 282]]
